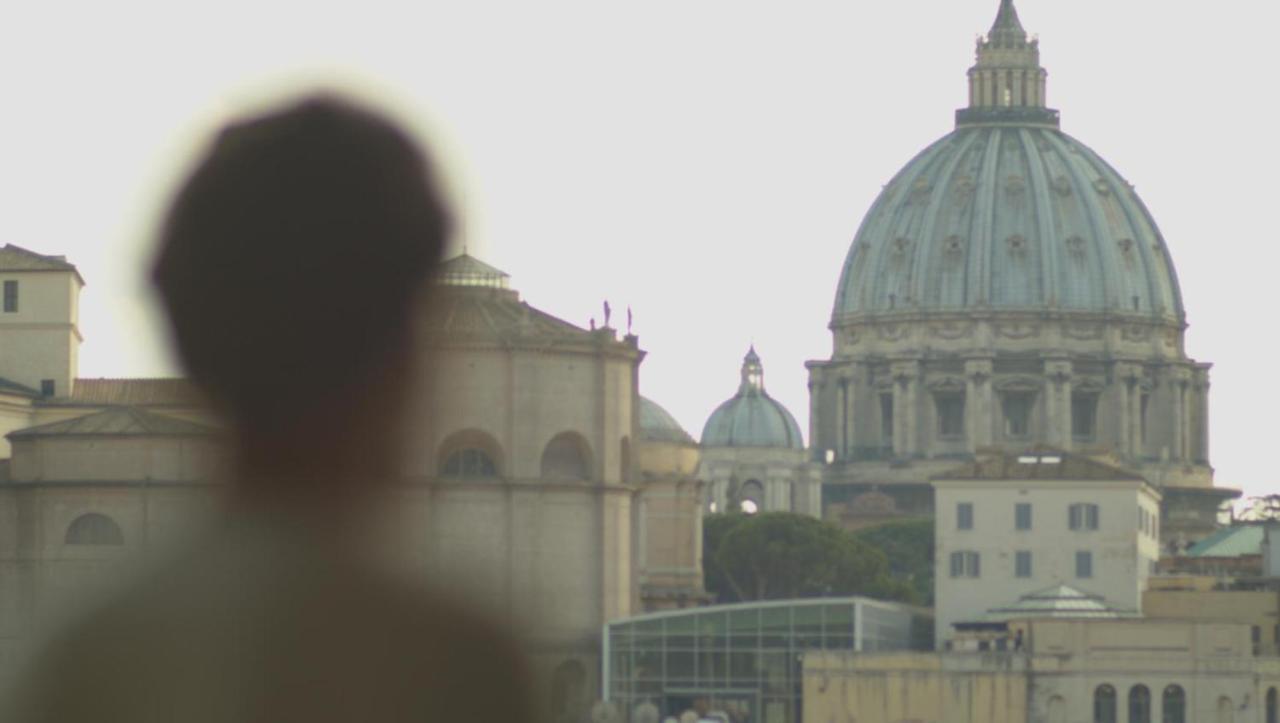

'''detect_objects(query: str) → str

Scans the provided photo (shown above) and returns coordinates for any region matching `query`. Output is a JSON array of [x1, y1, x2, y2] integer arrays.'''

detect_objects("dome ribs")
[[912, 130, 981, 311], [1019, 127, 1062, 311]]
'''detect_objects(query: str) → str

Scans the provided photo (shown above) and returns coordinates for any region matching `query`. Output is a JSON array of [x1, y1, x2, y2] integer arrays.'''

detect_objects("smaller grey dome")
[[700, 347, 803, 450], [639, 397, 695, 444]]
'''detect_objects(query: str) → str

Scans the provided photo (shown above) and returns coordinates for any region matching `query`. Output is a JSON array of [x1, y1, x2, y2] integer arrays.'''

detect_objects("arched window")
[[1266, 687, 1277, 723], [1217, 696, 1234, 723], [1094, 685, 1117, 723], [65, 513, 123, 546], [1129, 685, 1151, 723], [1162, 685, 1185, 723], [739, 479, 764, 514], [438, 429, 502, 479], [540, 432, 591, 481]]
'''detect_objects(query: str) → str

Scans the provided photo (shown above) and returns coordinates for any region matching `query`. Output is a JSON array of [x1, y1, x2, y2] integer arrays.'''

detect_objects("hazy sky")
[[1, 1, 1275, 497]]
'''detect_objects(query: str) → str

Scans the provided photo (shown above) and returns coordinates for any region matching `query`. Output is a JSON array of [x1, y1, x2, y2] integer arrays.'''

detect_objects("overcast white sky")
[[1, 0, 1275, 497]]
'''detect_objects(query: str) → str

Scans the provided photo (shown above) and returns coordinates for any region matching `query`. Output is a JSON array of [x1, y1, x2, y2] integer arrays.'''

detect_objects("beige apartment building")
[[932, 450, 1162, 645]]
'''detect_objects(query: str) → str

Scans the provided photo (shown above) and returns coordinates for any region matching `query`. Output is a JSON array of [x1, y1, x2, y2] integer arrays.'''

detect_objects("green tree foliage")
[[701, 512, 746, 603], [702, 512, 914, 604], [852, 519, 934, 606]]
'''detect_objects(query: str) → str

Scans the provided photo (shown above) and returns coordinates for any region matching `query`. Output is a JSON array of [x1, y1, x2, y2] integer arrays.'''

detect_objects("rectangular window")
[[1002, 392, 1033, 438], [1069, 503, 1100, 531], [879, 393, 894, 445], [1072, 392, 1099, 440], [949, 551, 980, 578], [1015, 503, 1032, 531], [1015, 551, 1032, 578], [957, 502, 973, 531], [2, 280, 16, 313], [935, 392, 965, 438], [39, 380, 54, 397], [1076, 550, 1093, 578]]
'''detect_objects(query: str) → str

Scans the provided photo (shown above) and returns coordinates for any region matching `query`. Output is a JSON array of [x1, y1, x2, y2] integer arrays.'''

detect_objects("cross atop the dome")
[[988, 0, 1027, 45]]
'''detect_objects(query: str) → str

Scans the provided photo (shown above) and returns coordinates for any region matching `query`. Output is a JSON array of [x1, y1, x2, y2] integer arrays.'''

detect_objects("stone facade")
[[807, 0, 1233, 546], [0, 251, 709, 723], [805, 619, 1280, 723]]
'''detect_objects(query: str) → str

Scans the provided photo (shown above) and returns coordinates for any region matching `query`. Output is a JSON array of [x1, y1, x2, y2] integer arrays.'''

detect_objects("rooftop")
[[934, 448, 1146, 482], [1186, 525, 1264, 559], [39, 378, 205, 407], [0, 244, 84, 284], [8, 407, 219, 439]]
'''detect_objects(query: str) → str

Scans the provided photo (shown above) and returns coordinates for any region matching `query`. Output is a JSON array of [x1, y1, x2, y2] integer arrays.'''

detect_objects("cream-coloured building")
[[0, 246, 708, 723], [1144, 576, 1280, 657], [932, 450, 1162, 644], [805, 618, 1280, 723]]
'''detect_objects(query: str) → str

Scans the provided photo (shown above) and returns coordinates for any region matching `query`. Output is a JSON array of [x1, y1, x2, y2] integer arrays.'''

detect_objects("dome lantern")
[[740, 346, 764, 394], [959, 0, 1058, 128]]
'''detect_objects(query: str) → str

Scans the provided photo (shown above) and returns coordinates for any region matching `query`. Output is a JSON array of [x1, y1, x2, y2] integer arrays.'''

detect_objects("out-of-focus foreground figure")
[[3, 96, 533, 722]]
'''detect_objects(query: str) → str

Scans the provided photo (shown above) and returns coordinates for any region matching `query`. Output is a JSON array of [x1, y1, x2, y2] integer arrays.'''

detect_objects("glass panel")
[[760, 652, 793, 695], [635, 619, 663, 638], [761, 606, 791, 631], [729, 650, 759, 680], [730, 608, 761, 631], [824, 634, 855, 650], [635, 649, 663, 680], [730, 608, 761, 648], [698, 611, 729, 650], [665, 649, 695, 680], [697, 648, 727, 685], [823, 605, 854, 637]]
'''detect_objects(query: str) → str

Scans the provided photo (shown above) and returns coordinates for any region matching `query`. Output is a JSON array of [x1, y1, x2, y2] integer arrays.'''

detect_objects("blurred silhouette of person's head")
[[152, 95, 448, 510], [3, 95, 535, 723]]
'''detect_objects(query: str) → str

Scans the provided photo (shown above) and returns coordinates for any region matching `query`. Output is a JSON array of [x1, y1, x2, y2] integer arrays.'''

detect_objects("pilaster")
[[1043, 359, 1073, 450], [965, 358, 994, 452], [891, 361, 921, 457], [1115, 362, 1144, 460]]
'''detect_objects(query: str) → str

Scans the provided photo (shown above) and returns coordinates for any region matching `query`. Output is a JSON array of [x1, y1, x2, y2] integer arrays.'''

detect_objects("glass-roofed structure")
[[602, 597, 931, 723]]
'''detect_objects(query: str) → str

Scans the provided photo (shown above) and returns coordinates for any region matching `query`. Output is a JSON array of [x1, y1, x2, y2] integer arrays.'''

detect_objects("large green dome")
[[833, 1, 1184, 324], [833, 126, 1184, 321]]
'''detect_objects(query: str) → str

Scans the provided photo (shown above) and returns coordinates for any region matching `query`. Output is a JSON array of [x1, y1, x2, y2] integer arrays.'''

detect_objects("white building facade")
[[932, 451, 1162, 644]]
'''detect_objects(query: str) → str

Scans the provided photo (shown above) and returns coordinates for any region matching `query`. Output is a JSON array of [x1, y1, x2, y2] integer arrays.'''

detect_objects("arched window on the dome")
[[541, 432, 592, 481], [438, 429, 503, 479], [66, 513, 124, 546]]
